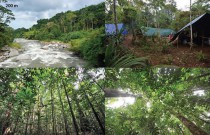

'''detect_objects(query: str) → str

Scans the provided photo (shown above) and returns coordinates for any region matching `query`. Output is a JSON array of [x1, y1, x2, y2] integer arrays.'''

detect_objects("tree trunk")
[[62, 79, 79, 135], [113, 0, 119, 45], [57, 82, 70, 135], [37, 110, 41, 135], [50, 84, 56, 135], [131, 20, 136, 42], [83, 89, 105, 135], [175, 113, 208, 135], [24, 110, 30, 135]]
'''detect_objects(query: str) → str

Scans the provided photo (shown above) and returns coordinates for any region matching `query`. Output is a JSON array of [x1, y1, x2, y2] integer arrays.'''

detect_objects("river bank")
[[0, 45, 24, 62]]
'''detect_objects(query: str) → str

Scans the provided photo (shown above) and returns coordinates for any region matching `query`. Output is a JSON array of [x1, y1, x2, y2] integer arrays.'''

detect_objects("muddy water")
[[0, 38, 86, 68]]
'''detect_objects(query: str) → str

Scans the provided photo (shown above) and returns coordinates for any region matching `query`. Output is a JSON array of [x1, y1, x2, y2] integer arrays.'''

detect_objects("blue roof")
[[105, 23, 128, 35]]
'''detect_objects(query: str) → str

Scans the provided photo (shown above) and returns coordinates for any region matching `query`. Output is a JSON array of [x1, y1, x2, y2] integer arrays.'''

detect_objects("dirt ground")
[[123, 34, 210, 67]]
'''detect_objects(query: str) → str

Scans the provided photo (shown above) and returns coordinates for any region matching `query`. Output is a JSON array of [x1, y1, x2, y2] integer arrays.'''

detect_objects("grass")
[[9, 42, 22, 49]]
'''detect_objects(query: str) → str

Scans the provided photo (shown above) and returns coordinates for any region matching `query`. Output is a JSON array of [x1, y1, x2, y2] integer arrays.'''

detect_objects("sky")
[[2, 0, 198, 29], [175, 0, 196, 11], [2, 0, 104, 29]]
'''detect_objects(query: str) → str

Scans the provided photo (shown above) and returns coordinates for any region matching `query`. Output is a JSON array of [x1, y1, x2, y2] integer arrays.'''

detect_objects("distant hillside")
[[14, 2, 105, 40]]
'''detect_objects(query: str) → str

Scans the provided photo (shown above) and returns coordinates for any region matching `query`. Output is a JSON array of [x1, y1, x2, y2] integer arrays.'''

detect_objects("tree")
[[0, 68, 105, 135], [0, 0, 15, 48], [105, 68, 210, 134]]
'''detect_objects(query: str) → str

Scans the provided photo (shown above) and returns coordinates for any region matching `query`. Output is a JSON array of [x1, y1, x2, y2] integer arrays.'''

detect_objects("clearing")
[[123, 34, 210, 67]]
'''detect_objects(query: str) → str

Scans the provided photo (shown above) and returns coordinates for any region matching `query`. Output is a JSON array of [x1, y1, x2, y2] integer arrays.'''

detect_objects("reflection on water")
[[0, 38, 86, 67]]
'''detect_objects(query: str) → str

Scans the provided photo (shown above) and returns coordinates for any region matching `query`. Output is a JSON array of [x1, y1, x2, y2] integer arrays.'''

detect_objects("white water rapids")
[[0, 38, 86, 67]]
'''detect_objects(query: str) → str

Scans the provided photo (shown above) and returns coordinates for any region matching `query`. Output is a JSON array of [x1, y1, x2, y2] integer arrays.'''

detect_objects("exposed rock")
[[0, 56, 6, 62], [41, 46, 49, 50], [1, 45, 10, 51], [16, 55, 31, 60], [9, 48, 19, 57]]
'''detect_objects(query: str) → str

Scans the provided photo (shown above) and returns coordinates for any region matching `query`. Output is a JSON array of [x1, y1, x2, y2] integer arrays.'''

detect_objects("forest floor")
[[123, 34, 210, 67]]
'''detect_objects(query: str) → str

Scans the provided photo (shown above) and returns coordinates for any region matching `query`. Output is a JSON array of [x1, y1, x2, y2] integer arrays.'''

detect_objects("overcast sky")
[[175, 0, 196, 11], [4, 0, 103, 29], [4, 0, 198, 29]]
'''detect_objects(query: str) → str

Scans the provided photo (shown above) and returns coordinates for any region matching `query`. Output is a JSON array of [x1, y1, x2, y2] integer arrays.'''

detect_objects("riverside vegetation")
[[1, 1, 105, 67]]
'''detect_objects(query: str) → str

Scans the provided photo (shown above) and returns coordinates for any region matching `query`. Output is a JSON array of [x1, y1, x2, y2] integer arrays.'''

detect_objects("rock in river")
[[9, 48, 19, 57]]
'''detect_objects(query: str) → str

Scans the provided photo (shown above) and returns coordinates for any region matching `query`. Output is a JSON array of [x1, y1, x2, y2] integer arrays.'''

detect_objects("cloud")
[[6, 0, 104, 29]]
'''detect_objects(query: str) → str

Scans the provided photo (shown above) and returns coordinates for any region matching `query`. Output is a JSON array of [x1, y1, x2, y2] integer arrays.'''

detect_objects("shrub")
[[161, 43, 170, 54], [80, 28, 105, 66], [0, 27, 14, 49], [195, 51, 207, 62], [70, 38, 87, 53], [58, 31, 88, 43]]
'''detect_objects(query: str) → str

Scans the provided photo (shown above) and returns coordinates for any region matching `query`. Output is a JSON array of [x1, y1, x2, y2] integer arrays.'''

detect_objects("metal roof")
[[170, 13, 210, 42]]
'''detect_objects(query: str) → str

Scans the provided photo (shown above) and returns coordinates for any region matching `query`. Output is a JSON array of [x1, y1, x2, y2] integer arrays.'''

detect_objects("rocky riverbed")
[[0, 45, 24, 62], [0, 38, 86, 67]]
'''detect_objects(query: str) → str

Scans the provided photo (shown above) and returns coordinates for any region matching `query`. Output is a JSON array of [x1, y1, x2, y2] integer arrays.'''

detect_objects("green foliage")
[[0, 1, 15, 48], [70, 38, 87, 53], [9, 42, 22, 49], [0, 68, 105, 135], [105, 43, 148, 67], [59, 30, 88, 43], [80, 28, 105, 66], [196, 51, 207, 62], [13, 28, 28, 38], [105, 68, 210, 134], [15, 2, 105, 40], [0, 25, 14, 48], [23, 30, 36, 39]]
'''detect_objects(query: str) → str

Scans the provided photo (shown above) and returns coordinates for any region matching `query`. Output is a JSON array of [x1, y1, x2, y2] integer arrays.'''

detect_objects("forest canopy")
[[0, 68, 105, 135], [105, 68, 210, 134]]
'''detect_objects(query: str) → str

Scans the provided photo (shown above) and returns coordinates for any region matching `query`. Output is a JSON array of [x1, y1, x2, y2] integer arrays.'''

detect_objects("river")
[[0, 38, 86, 68]]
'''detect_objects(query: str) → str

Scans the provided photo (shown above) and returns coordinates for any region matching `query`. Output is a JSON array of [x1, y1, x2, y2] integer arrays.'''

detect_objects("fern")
[[105, 44, 148, 67]]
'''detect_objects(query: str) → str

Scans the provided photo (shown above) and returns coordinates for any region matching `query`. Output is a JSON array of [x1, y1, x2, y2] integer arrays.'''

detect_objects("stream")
[[0, 38, 86, 67]]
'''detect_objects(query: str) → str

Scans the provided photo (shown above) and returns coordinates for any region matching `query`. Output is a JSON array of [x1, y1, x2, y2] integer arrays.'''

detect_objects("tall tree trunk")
[[50, 84, 56, 135], [131, 20, 136, 42], [37, 109, 41, 135], [88, 92, 105, 118], [83, 89, 105, 135], [73, 91, 90, 134], [24, 109, 31, 135], [57, 81, 70, 135], [113, 0, 119, 45], [175, 113, 208, 135], [62, 79, 79, 135]]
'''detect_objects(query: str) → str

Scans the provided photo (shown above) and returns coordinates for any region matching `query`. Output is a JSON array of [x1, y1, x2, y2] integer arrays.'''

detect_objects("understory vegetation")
[[105, 0, 210, 67], [105, 68, 210, 135], [0, 68, 105, 135]]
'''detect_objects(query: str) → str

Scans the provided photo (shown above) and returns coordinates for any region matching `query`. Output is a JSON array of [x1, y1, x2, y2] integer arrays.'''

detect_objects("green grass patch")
[[9, 42, 22, 49]]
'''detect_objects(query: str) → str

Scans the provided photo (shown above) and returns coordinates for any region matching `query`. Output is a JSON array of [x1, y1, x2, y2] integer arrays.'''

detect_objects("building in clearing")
[[170, 13, 210, 46]]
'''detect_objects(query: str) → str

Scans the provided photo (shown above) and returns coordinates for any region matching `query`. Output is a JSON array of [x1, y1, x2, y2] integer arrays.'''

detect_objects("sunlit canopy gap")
[[0, 68, 105, 135], [106, 97, 136, 108], [105, 68, 210, 135]]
